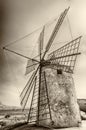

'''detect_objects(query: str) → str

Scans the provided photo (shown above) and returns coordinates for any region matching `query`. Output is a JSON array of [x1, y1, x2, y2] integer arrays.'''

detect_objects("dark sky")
[[0, 0, 86, 106]]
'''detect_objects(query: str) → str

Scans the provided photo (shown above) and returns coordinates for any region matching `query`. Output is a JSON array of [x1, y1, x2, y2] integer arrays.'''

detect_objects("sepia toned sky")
[[0, 0, 86, 106]]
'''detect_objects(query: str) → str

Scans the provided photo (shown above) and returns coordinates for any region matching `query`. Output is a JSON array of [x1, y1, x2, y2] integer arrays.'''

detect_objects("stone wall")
[[39, 68, 81, 128]]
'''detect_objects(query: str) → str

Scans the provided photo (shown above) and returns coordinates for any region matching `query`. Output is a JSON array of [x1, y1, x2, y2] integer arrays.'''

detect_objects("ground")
[[0, 121, 86, 130]]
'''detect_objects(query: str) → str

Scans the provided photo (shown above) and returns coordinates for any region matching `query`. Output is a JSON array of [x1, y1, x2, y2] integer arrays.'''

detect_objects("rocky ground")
[[0, 121, 86, 130]]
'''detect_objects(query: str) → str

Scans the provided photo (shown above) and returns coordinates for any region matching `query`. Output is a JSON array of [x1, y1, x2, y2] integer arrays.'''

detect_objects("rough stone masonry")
[[39, 68, 81, 128]]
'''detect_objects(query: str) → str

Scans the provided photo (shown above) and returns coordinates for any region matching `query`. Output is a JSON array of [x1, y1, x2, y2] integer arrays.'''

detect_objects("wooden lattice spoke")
[[38, 26, 45, 58], [47, 36, 82, 73], [20, 66, 39, 110], [42, 7, 70, 59]]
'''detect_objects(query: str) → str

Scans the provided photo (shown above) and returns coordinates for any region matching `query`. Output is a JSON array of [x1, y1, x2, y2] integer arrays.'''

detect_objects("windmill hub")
[[40, 60, 51, 67]]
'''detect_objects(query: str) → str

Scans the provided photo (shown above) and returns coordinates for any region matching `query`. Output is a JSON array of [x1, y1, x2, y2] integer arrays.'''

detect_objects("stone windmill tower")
[[3, 7, 82, 128]]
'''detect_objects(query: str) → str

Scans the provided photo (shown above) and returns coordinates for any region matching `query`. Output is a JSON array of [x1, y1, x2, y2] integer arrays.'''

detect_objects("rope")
[[27, 18, 58, 59], [1, 15, 58, 49]]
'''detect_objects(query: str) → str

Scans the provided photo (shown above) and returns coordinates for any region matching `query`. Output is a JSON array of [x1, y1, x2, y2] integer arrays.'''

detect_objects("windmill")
[[3, 7, 82, 127]]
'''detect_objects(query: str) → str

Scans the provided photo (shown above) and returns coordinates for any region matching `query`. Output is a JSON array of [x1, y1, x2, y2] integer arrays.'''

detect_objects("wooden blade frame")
[[42, 7, 70, 60], [25, 60, 39, 75], [3, 47, 39, 63], [38, 26, 45, 57], [20, 26, 45, 114], [37, 26, 45, 124], [20, 66, 40, 110], [47, 36, 82, 73], [27, 71, 53, 124], [25, 26, 45, 75]]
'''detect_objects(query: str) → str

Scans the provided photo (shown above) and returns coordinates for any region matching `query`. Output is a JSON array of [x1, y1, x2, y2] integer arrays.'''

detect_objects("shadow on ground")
[[0, 122, 52, 130]]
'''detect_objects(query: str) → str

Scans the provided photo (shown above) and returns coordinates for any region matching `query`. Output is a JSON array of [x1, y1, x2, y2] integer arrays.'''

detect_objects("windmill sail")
[[25, 27, 45, 75], [42, 7, 70, 59], [25, 59, 38, 75], [20, 71, 36, 109], [20, 66, 39, 110], [27, 71, 52, 124], [47, 36, 82, 73], [38, 26, 45, 56]]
